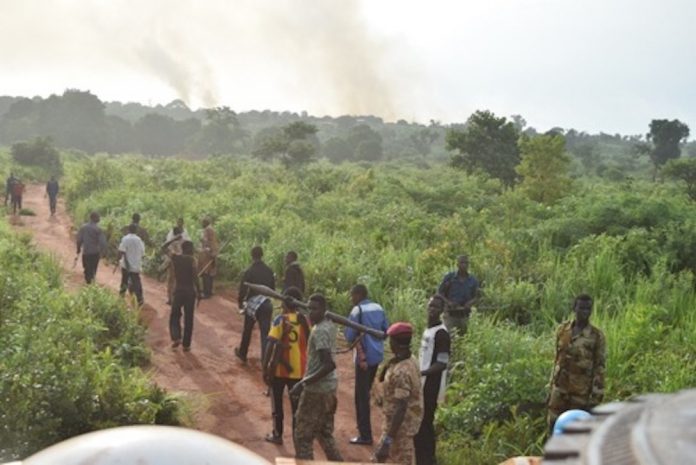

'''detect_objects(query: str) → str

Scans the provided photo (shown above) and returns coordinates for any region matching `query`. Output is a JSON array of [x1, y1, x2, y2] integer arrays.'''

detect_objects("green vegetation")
[[0, 224, 183, 461], [64, 155, 696, 464]]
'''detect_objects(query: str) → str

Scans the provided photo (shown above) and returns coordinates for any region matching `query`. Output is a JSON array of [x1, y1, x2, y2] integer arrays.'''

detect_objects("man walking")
[[235, 246, 275, 363], [199, 217, 219, 299], [345, 284, 388, 446], [283, 251, 305, 293], [46, 176, 59, 216], [76, 212, 107, 284], [373, 322, 423, 465], [547, 294, 606, 433], [289, 293, 343, 461], [160, 226, 185, 305], [4, 172, 16, 206], [118, 223, 146, 306], [262, 287, 310, 445], [438, 254, 479, 333], [170, 240, 201, 352], [415, 295, 451, 465], [10, 178, 24, 215]]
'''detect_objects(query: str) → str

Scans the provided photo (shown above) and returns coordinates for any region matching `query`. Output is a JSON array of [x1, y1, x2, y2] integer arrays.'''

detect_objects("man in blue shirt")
[[345, 284, 389, 446], [437, 254, 479, 334]]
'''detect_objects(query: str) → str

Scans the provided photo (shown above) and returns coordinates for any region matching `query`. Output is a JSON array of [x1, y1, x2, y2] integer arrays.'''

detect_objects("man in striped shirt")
[[345, 284, 389, 446]]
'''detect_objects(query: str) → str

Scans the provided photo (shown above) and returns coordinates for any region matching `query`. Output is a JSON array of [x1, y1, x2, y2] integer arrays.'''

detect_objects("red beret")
[[387, 322, 413, 338]]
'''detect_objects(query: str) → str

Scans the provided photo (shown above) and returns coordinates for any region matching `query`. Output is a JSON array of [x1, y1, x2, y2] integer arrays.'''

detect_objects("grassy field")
[[59, 154, 696, 463]]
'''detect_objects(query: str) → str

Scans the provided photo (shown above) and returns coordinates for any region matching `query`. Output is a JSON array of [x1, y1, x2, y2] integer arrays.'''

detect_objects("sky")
[[0, 0, 694, 134]]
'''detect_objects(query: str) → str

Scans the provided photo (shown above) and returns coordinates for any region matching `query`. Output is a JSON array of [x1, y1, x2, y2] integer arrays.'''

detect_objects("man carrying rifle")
[[438, 254, 479, 334], [170, 241, 201, 352], [345, 284, 388, 446], [118, 223, 145, 306], [199, 217, 219, 299], [289, 293, 343, 461], [262, 287, 310, 445], [159, 226, 185, 305]]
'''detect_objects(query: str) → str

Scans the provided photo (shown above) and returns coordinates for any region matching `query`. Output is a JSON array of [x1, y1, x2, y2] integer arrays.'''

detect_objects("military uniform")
[[379, 356, 423, 465], [199, 225, 219, 297], [293, 319, 343, 461], [547, 321, 606, 431]]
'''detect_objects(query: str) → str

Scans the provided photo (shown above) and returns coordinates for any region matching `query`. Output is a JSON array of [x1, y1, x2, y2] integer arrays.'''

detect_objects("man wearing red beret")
[[373, 322, 423, 465]]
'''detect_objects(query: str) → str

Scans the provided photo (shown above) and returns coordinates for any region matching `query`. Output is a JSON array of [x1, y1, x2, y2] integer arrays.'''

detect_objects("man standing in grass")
[[45, 176, 59, 216], [118, 223, 146, 306], [170, 240, 201, 352], [547, 294, 606, 433], [415, 295, 451, 465], [290, 293, 343, 461], [199, 217, 219, 299], [4, 172, 16, 207], [345, 284, 388, 446], [76, 211, 107, 284], [438, 254, 479, 334], [282, 251, 305, 294]]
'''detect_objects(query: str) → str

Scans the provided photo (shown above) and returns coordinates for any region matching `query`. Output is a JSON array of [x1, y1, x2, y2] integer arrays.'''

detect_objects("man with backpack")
[[345, 284, 389, 446], [437, 254, 479, 334]]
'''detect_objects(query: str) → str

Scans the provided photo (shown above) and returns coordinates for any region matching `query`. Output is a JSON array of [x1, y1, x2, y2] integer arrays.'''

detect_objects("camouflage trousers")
[[383, 433, 415, 465], [547, 388, 591, 434], [294, 390, 343, 461]]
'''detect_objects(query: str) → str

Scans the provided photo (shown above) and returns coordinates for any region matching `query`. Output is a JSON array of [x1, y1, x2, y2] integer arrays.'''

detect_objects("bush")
[[10, 137, 63, 177]]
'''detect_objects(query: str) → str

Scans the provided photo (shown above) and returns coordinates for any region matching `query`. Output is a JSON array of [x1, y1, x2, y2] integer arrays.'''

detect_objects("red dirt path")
[[12, 184, 379, 462]]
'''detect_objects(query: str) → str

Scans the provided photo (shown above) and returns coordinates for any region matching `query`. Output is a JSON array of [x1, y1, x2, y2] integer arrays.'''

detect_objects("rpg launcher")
[[243, 282, 386, 340]]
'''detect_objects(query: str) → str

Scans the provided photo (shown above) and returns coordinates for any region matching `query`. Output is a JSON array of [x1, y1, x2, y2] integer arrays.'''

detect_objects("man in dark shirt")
[[76, 212, 107, 284], [46, 176, 59, 216], [169, 241, 201, 352], [122, 213, 151, 246], [235, 245, 276, 363], [4, 172, 16, 206], [437, 254, 479, 334], [283, 250, 305, 294], [415, 295, 451, 465]]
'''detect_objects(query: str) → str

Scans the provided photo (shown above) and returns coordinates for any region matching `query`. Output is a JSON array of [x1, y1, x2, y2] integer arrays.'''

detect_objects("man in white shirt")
[[119, 223, 146, 306]]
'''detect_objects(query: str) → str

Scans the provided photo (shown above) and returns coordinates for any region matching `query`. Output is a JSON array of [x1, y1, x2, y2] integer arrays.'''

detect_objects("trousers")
[[120, 268, 144, 305], [170, 290, 196, 348], [238, 299, 272, 359], [294, 390, 343, 461], [270, 377, 300, 437], [415, 390, 439, 465], [82, 253, 100, 284], [48, 195, 57, 214], [355, 363, 379, 440]]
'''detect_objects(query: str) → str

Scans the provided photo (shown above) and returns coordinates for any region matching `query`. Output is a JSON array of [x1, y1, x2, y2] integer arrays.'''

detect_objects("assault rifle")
[[197, 237, 233, 278], [243, 283, 386, 340]]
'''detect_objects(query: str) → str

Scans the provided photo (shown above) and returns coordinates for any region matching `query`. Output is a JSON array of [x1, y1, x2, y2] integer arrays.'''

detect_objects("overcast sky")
[[0, 0, 694, 134]]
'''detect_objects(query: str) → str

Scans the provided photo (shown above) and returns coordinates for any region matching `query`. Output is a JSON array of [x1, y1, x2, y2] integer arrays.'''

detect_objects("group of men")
[[3, 173, 60, 216], [71, 205, 606, 464], [231, 248, 453, 465]]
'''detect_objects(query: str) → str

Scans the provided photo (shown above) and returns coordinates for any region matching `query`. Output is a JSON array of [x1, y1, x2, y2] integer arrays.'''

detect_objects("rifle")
[[244, 282, 387, 340], [197, 237, 233, 278]]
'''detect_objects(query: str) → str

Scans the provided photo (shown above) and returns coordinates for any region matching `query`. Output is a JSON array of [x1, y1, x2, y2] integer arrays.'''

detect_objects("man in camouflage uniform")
[[289, 294, 343, 461], [547, 294, 606, 433], [374, 322, 423, 465], [198, 217, 219, 299]]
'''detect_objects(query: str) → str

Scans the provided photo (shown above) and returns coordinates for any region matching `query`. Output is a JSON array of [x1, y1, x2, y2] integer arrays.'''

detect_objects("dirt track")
[[12, 184, 379, 462]]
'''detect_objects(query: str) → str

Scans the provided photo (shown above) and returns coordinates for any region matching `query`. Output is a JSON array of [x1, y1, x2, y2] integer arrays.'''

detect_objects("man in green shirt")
[[289, 293, 343, 461]]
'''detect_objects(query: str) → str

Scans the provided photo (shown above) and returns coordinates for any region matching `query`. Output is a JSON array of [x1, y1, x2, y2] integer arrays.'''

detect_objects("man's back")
[[345, 300, 388, 366], [284, 262, 305, 293], [47, 180, 59, 197], [172, 254, 197, 293], [119, 234, 145, 272], [78, 222, 106, 255]]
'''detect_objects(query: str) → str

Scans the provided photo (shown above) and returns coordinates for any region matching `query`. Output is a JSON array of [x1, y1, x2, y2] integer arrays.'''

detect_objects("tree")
[[516, 134, 571, 204], [647, 119, 690, 168], [190, 107, 247, 155], [322, 137, 352, 162], [346, 124, 383, 161], [662, 158, 696, 201], [252, 121, 318, 166], [446, 110, 520, 186], [11, 137, 63, 175]]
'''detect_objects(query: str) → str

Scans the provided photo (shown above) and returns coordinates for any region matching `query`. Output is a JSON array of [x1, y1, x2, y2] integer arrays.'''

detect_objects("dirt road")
[[13, 184, 379, 462]]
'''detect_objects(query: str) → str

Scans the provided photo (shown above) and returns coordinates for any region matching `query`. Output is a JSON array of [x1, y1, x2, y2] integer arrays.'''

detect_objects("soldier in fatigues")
[[374, 322, 423, 465], [547, 294, 606, 433], [289, 294, 343, 461], [198, 217, 219, 299]]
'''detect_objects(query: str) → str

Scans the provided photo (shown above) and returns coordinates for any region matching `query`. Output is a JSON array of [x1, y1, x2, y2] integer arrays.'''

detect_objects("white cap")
[[20, 426, 271, 465]]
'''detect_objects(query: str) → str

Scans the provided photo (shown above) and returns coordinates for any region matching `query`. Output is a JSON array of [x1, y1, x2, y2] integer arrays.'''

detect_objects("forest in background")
[[2, 87, 696, 464]]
